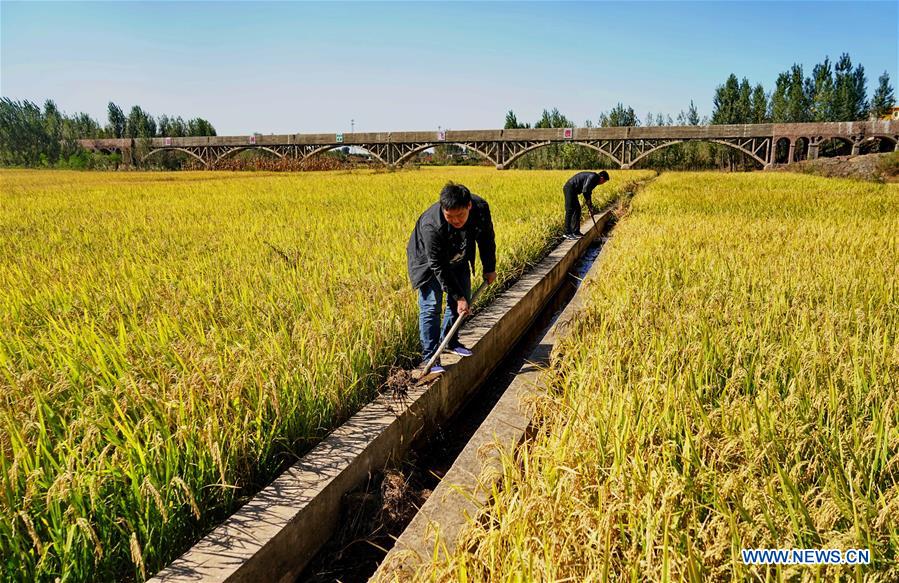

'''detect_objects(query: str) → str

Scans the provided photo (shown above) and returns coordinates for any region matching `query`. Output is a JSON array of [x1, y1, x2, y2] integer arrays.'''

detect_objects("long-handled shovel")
[[414, 281, 487, 384], [584, 195, 598, 230]]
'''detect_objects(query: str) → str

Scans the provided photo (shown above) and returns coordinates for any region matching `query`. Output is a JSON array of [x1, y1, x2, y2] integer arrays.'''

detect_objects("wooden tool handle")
[[420, 281, 487, 376]]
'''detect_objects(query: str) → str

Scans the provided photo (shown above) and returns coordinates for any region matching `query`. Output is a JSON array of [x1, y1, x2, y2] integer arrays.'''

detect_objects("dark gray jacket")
[[406, 194, 496, 300], [564, 171, 603, 206]]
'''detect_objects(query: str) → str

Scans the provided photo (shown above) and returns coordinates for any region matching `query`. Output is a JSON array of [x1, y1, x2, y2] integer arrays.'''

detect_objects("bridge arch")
[[214, 146, 285, 164], [393, 142, 497, 166], [859, 134, 898, 153], [628, 140, 687, 168], [503, 141, 622, 168], [708, 139, 768, 168], [772, 137, 791, 164], [142, 147, 208, 168], [815, 136, 854, 157], [625, 139, 768, 168], [304, 145, 388, 165]]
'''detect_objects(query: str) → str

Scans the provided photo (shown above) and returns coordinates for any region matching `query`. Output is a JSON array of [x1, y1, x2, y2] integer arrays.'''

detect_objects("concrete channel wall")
[[149, 211, 613, 583]]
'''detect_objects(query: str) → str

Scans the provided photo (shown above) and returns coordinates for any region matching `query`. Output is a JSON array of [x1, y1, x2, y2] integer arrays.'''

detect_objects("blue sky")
[[1, 1, 896, 134]]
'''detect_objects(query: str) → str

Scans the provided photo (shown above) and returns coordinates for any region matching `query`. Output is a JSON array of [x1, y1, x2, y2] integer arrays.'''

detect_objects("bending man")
[[407, 182, 497, 373], [562, 170, 609, 239]]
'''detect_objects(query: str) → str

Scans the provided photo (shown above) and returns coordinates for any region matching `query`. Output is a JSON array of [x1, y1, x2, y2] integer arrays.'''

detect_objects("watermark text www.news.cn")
[[742, 548, 871, 565]]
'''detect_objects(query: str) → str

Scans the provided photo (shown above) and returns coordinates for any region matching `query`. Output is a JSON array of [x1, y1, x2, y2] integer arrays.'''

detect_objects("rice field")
[[0, 167, 651, 581], [416, 172, 899, 582]]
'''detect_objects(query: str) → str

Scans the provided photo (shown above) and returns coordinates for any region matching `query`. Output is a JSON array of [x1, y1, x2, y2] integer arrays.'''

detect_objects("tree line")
[[0, 99, 215, 168], [712, 53, 893, 125], [502, 53, 894, 170]]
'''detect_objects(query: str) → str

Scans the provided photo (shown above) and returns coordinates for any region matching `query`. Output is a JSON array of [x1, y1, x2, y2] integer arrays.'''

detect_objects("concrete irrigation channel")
[[370, 234, 611, 582], [150, 195, 632, 583]]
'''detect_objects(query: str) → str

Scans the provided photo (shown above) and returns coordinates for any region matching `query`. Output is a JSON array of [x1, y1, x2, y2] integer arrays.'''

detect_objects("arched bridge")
[[79, 120, 899, 170]]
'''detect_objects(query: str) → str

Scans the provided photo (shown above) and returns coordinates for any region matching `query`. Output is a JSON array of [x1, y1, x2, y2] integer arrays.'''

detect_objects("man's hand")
[[485, 271, 497, 285], [456, 297, 470, 316]]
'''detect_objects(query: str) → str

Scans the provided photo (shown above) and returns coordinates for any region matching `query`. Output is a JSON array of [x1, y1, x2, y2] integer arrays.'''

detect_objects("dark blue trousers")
[[416, 266, 471, 361]]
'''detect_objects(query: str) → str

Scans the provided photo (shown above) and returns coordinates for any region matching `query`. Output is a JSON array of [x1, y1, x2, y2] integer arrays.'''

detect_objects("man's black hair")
[[598, 170, 610, 180], [440, 182, 472, 210]]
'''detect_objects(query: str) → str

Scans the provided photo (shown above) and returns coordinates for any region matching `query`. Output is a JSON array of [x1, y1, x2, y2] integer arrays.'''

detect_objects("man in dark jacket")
[[407, 182, 497, 372], [562, 170, 609, 239]]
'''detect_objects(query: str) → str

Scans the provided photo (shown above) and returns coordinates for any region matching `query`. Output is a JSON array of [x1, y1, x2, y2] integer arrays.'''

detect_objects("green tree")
[[713, 74, 758, 169], [107, 102, 126, 138], [809, 57, 835, 121], [673, 101, 712, 169], [169, 116, 187, 137], [833, 53, 867, 120], [42, 99, 63, 162], [66, 112, 102, 139], [677, 100, 701, 126], [737, 78, 753, 123], [600, 103, 639, 127], [187, 117, 216, 136], [870, 71, 895, 119], [126, 105, 156, 139], [786, 64, 810, 122], [60, 111, 100, 160], [534, 107, 572, 129], [751, 84, 768, 123], [530, 108, 571, 168], [0, 98, 108, 166], [1, 97, 214, 168], [711, 74, 741, 124], [769, 72, 791, 122], [0, 99, 46, 165], [157, 114, 173, 137], [504, 110, 529, 129]]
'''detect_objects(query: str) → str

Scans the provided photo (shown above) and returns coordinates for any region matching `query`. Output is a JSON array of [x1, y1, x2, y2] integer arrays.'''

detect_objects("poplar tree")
[[504, 110, 529, 129], [786, 64, 811, 122], [769, 72, 791, 122], [711, 74, 741, 124], [809, 58, 835, 121], [751, 84, 769, 123], [737, 78, 753, 123], [870, 71, 895, 119], [833, 53, 867, 120], [107, 102, 126, 138]]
